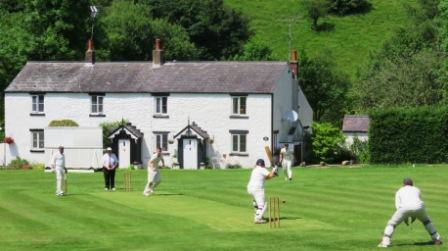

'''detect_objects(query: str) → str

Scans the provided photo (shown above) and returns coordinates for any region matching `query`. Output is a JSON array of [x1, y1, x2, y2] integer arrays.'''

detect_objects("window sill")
[[89, 114, 106, 117], [229, 152, 249, 157], [153, 114, 169, 119], [30, 149, 45, 153], [229, 115, 249, 119], [30, 113, 45, 117]]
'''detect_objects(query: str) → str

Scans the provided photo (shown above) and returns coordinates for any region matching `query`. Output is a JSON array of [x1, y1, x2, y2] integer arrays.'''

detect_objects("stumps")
[[269, 196, 280, 228], [124, 171, 132, 192]]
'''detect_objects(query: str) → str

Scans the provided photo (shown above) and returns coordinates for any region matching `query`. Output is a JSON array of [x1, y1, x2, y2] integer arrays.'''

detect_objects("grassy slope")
[[225, 0, 415, 79], [0, 166, 447, 251]]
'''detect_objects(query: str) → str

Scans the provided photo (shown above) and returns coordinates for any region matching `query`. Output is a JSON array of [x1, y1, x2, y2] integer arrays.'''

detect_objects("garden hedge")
[[369, 106, 448, 163]]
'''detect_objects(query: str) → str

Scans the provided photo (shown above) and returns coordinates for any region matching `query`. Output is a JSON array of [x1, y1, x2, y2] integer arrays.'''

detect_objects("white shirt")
[[51, 152, 65, 168], [102, 153, 118, 168], [149, 154, 164, 171], [281, 147, 294, 161], [395, 185, 424, 210], [247, 166, 270, 190]]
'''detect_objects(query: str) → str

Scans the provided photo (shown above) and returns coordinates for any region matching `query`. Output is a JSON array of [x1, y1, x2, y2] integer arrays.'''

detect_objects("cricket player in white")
[[378, 178, 442, 248], [247, 159, 277, 224], [51, 146, 66, 196], [280, 144, 294, 181], [143, 147, 165, 196]]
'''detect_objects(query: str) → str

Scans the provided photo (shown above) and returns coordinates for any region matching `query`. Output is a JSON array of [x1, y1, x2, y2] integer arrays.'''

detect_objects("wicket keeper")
[[378, 178, 442, 248], [143, 147, 165, 196], [247, 159, 277, 224]]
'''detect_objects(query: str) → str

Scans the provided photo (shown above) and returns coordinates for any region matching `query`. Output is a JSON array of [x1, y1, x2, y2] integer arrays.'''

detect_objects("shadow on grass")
[[395, 241, 435, 247], [316, 22, 335, 32]]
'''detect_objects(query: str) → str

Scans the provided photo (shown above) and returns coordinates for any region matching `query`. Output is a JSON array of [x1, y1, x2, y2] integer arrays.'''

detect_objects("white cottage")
[[4, 40, 313, 169]]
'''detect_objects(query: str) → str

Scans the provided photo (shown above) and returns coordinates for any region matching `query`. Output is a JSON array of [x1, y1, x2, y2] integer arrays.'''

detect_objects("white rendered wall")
[[5, 92, 272, 168], [344, 132, 368, 147]]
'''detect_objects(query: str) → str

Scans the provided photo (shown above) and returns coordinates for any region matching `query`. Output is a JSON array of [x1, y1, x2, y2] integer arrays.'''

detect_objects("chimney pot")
[[85, 39, 95, 64], [289, 49, 298, 78], [152, 38, 164, 68]]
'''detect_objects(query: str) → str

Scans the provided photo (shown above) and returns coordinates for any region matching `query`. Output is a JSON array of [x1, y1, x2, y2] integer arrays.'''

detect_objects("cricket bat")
[[264, 146, 274, 166]]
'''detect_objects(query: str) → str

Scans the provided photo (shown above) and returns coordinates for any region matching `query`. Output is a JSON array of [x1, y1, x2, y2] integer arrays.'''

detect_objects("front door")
[[182, 138, 198, 169], [118, 139, 131, 168]]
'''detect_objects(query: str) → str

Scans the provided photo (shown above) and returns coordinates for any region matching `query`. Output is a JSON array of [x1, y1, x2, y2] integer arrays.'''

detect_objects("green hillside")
[[225, 0, 415, 78]]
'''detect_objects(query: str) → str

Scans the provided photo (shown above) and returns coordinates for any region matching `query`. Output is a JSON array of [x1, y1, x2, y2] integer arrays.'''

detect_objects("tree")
[[301, 0, 329, 31], [327, 0, 371, 15], [298, 52, 350, 123], [311, 122, 345, 163], [100, 1, 198, 61], [233, 39, 273, 61], [354, 0, 444, 111], [144, 0, 251, 59]]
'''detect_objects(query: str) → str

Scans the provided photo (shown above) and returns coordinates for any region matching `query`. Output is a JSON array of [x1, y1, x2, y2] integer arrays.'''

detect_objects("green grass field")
[[225, 0, 415, 78], [0, 165, 447, 250]]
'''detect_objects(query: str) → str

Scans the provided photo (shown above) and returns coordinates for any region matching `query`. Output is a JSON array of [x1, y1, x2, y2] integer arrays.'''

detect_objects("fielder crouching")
[[247, 159, 278, 224], [378, 178, 442, 248]]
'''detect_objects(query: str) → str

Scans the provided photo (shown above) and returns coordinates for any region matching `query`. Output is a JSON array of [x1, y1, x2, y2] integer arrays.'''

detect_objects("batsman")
[[247, 159, 278, 224]]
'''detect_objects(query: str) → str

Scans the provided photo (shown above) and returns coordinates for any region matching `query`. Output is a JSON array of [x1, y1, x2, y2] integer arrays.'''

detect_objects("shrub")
[[30, 163, 45, 171], [100, 120, 128, 147], [369, 106, 448, 163], [328, 0, 371, 15], [49, 119, 79, 127], [8, 158, 30, 170], [311, 122, 346, 163], [226, 164, 242, 169], [350, 137, 370, 163]]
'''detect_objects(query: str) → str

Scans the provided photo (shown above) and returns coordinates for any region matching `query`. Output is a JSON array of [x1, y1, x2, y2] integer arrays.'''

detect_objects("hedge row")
[[369, 106, 448, 163]]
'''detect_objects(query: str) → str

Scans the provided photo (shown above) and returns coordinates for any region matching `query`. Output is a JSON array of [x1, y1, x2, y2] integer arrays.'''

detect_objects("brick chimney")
[[289, 49, 298, 78], [85, 39, 95, 64], [152, 38, 164, 68]]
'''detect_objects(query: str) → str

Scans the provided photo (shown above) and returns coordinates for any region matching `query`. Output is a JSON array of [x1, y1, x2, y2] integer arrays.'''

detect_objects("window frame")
[[232, 96, 247, 115], [155, 133, 169, 152], [31, 94, 45, 114], [30, 129, 44, 151], [230, 132, 248, 154], [90, 95, 104, 115], [155, 96, 168, 114]]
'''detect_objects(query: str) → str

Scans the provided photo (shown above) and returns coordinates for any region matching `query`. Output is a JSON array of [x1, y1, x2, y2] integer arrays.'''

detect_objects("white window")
[[232, 96, 246, 115], [31, 95, 44, 113], [31, 130, 44, 150], [155, 133, 168, 151], [91, 95, 104, 114], [156, 96, 168, 114], [232, 133, 247, 153]]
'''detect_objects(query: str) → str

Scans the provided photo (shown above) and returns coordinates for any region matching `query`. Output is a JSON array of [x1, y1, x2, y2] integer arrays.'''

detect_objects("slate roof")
[[342, 115, 369, 133], [5, 61, 289, 94]]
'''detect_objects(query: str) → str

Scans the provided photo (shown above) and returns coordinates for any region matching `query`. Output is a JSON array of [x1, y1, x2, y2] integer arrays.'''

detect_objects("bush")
[[30, 163, 45, 171], [350, 137, 369, 163], [8, 158, 30, 169], [226, 164, 242, 169], [328, 0, 371, 15], [369, 106, 448, 163], [49, 119, 79, 127], [311, 122, 346, 163], [100, 120, 128, 147]]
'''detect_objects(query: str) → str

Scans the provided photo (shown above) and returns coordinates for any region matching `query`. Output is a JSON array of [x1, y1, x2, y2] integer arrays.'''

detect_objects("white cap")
[[106, 147, 112, 151]]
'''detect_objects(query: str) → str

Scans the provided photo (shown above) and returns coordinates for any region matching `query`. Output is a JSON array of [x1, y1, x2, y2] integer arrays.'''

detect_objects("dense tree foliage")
[[232, 39, 273, 61], [100, 1, 198, 61], [354, 0, 444, 111], [311, 122, 346, 163], [298, 52, 350, 122], [328, 0, 371, 15], [145, 0, 251, 59]]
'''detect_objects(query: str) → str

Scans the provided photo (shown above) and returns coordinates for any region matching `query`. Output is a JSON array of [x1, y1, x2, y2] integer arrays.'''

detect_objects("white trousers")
[[55, 166, 65, 195], [144, 169, 161, 193], [282, 160, 293, 179], [248, 188, 267, 221], [381, 207, 441, 245]]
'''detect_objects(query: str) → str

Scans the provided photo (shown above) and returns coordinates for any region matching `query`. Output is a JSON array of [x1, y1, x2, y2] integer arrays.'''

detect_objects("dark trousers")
[[103, 167, 116, 189]]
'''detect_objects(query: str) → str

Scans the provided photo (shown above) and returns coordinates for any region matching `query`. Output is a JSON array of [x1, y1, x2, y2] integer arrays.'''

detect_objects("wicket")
[[269, 196, 280, 228], [124, 171, 132, 192]]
